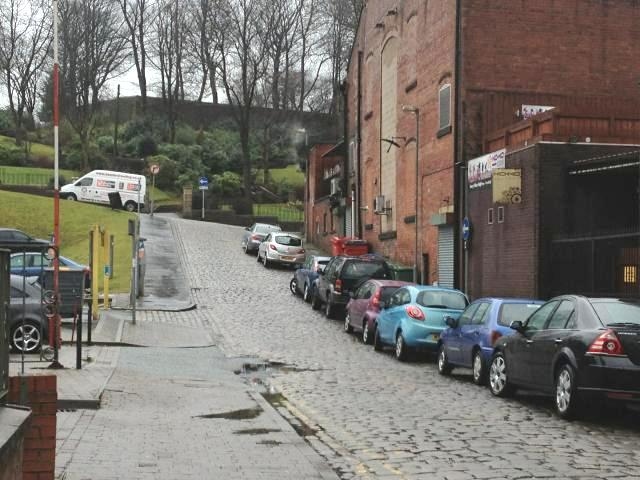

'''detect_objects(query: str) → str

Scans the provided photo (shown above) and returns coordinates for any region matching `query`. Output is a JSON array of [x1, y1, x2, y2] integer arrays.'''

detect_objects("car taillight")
[[587, 329, 626, 356], [489, 330, 502, 346], [335, 279, 342, 293], [371, 290, 381, 310], [251, 234, 261, 241], [269, 244, 277, 251], [298, 248, 305, 254], [405, 305, 425, 321]]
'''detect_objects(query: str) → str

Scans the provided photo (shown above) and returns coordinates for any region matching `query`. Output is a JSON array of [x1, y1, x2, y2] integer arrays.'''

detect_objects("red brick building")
[[336, 0, 640, 289]]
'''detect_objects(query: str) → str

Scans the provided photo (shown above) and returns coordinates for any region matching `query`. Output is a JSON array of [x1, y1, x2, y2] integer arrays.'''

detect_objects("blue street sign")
[[462, 217, 471, 241], [199, 176, 209, 190]]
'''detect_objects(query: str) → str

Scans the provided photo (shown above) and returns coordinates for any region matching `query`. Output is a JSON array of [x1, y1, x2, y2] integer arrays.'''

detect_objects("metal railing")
[[0, 169, 52, 187]]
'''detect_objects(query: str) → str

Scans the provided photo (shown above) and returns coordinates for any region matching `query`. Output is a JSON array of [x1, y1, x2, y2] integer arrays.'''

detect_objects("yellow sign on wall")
[[492, 169, 522, 204]]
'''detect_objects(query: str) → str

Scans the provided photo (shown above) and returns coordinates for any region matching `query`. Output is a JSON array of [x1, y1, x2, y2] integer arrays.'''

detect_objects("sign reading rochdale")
[[467, 149, 506, 190]]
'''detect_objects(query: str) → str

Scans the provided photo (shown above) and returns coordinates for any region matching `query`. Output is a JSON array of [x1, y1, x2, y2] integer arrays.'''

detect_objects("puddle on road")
[[195, 407, 263, 420], [234, 428, 281, 435], [233, 361, 322, 376], [257, 439, 282, 446]]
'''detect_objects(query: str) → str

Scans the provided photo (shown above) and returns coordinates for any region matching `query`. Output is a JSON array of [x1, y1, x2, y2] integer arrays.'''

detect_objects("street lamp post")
[[403, 105, 420, 284]]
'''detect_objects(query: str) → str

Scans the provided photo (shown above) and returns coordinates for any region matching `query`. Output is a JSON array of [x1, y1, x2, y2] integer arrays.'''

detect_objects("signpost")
[[199, 176, 208, 220], [150, 164, 159, 217]]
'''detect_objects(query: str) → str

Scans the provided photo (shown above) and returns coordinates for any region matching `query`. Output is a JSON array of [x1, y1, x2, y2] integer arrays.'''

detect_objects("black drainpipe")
[[340, 79, 349, 235], [453, 0, 463, 290], [357, 50, 363, 238]]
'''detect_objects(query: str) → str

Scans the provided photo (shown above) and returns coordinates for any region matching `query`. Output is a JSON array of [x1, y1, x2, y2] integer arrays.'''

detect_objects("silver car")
[[241, 223, 282, 254], [257, 232, 305, 268]]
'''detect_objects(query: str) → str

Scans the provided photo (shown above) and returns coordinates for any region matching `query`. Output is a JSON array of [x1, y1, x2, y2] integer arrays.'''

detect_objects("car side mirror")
[[510, 320, 524, 332], [317, 265, 325, 274], [348, 291, 355, 299], [444, 315, 458, 329]]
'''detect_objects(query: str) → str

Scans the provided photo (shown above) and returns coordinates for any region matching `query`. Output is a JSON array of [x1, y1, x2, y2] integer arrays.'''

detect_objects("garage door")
[[438, 225, 454, 288]]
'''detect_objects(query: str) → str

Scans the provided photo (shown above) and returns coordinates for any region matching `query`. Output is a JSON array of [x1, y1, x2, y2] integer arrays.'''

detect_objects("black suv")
[[312, 255, 392, 319]]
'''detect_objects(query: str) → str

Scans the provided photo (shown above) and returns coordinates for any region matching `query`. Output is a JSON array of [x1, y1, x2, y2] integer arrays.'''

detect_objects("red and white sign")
[[150, 164, 160, 175]]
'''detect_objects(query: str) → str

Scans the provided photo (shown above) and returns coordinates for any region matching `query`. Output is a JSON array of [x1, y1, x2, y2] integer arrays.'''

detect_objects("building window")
[[623, 266, 637, 284], [497, 206, 505, 223], [330, 212, 334, 232], [323, 213, 327, 233], [488, 208, 494, 225], [439, 84, 451, 131]]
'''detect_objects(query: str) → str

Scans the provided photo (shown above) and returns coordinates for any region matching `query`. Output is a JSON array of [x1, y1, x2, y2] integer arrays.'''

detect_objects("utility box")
[[42, 268, 87, 318], [331, 237, 369, 256]]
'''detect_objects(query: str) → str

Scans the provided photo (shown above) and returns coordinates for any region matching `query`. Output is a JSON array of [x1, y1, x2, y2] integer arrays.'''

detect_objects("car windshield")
[[255, 225, 280, 234], [498, 303, 541, 326], [416, 291, 467, 309], [275, 235, 301, 246], [342, 261, 389, 279], [592, 300, 640, 326], [380, 286, 401, 302]]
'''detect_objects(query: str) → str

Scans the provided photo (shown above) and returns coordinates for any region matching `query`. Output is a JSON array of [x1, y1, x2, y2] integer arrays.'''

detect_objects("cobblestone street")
[[176, 218, 640, 480]]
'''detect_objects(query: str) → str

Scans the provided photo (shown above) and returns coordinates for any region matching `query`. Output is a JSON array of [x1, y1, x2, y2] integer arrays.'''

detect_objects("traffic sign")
[[462, 217, 471, 241], [150, 164, 160, 175], [198, 176, 209, 191]]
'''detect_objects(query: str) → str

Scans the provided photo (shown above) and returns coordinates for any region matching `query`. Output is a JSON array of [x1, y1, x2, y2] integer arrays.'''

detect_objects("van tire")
[[67, 194, 77, 201], [124, 201, 136, 212]]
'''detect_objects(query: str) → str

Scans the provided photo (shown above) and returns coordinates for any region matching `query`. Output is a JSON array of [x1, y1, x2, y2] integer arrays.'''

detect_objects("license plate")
[[281, 256, 294, 261]]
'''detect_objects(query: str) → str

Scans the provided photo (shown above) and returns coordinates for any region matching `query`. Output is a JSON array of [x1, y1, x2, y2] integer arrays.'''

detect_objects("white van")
[[60, 170, 146, 212]]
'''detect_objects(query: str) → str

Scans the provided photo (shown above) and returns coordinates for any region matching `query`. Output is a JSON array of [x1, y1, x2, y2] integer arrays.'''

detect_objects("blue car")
[[437, 298, 543, 384], [290, 255, 331, 302], [374, 285, 468, 361]]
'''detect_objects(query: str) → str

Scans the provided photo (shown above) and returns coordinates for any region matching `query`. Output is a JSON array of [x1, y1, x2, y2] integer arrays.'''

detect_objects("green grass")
[[148, 186, 180, 206], [0, 135, 55, 159], [0, 190, 134, 292], [0, 166, 79, 186], [256, 164, 304, 187]]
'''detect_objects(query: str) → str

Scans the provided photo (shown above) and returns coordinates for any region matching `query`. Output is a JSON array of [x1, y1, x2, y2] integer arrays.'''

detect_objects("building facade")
[[340, 0, 640, 290]]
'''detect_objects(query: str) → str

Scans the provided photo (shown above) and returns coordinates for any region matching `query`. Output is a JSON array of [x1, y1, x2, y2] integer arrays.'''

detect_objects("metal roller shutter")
[[344, 206, 352, 237], [438, 225, 454, 288]]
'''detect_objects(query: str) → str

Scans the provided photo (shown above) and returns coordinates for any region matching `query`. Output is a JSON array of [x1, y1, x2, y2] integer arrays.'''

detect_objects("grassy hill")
[[0, 190, 134, 292], [257, 164, 304, 187], [0, 134, 55, 160], [0, 165, 79, 186]]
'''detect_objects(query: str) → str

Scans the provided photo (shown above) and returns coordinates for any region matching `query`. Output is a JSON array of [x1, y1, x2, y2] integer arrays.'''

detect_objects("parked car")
[[10, 251, 86, 277], [241, 223, 282, 254], [289, 255, 331, 301], [312, 255, 392, 319], [257, 232, 305, 268], [344, 279, 412, 344], [8, 274, 48, 353], [488, 295, 640, 419], [374, 285, 468, 361], [0, 228, 50, 252], [437, 298, 543, 384]]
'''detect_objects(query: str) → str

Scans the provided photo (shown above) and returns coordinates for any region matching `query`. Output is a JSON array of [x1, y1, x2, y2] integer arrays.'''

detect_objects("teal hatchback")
[[374, 285, 468, 361]]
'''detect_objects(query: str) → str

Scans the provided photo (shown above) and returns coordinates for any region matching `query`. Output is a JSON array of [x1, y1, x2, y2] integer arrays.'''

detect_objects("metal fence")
[[550, 232, 640, 298], [219, 203, 304, 222], [0, 169, 52, 187], [0, 250, 9, 401]]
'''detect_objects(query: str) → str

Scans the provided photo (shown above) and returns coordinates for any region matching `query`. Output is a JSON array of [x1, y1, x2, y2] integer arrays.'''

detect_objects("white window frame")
[[439, 84, 452, 130]]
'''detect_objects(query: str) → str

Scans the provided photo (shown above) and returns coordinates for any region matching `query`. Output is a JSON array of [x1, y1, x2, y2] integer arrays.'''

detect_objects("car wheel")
[[303, 283, 311, 303], [243, 244, 251, 254], [66, 193, 77, 201], [489, 352, 514, 397], [362, 320, 373, 344], [124, 201, 136, 212], [555, 363, 579, 420], [10, 321, 42, 353], [325, 297, 335, 319], [311, 290, 321, 311], [343, 313, 353, 333], [263, 255, 270, 268], [437, 344, 453, 376], [373, 329, 383, 352], [472, 350, 487, 385], [289, 278, 298, 296], [395, 333, 409, 361]]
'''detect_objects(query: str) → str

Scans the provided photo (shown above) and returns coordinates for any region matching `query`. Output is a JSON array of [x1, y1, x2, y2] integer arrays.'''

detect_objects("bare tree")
[[58, 0, 128, 170], [0, 0, 52, 147], [150, 0, 193, 141], [218, 0, 270, 212], [118, 0, 151, 112], [187, 0, 223, 104]]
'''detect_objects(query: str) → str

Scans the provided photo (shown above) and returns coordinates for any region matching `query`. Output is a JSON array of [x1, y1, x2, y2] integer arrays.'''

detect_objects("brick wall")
[[8, 376, 57, 480]]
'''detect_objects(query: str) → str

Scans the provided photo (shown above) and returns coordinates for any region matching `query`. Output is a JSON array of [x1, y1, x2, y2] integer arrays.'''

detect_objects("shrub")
[[174, 124, 197, 145], [146, 154, 178, 191], [96, 136, 114, 153], [137, 135, 157, 157], [0, 143, 25, 166]]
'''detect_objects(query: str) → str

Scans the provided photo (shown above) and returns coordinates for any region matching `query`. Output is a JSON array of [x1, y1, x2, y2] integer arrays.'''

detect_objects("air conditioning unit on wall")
[[373, 195, 386, 214], [330, 178, 340, 195]]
